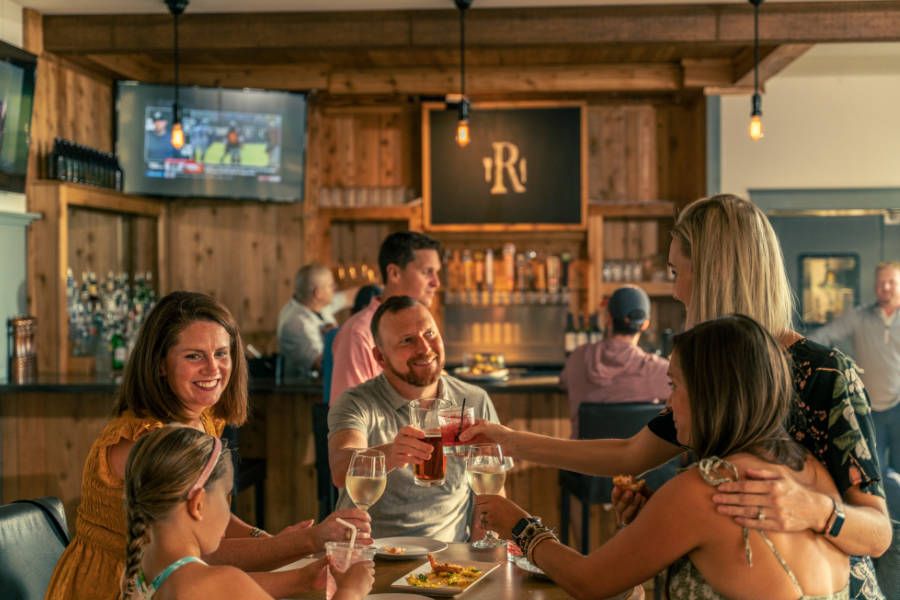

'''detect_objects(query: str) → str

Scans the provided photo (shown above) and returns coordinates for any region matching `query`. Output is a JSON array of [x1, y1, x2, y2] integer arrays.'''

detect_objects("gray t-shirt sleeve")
[[327, 389, 370, 438]]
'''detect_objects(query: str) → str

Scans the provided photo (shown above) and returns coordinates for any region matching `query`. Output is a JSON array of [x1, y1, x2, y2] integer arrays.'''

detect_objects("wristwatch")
[[512, 516, 542, 546], [824, 497, 845, 538]]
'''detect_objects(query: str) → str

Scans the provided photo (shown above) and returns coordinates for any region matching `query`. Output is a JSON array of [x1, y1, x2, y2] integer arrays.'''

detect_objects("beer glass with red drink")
[[409, 399, 446, 486]]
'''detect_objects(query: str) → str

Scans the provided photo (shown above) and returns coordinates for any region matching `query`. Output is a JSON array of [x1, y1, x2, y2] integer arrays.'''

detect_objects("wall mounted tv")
[[0, 41, 36, 194], [116, 82, 306, 201]]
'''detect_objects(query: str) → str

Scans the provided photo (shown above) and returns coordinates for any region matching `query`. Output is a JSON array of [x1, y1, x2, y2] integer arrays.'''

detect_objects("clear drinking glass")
[[466, 443, 508, 549], [325, 541, 377, 600], [439, 404, 475, 457], [409, 399, 446, 487], [345, 449, 386, 512]]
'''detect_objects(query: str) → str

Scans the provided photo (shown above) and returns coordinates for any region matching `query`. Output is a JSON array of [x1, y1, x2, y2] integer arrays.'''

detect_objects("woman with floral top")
[[462, 195, 890, 599]]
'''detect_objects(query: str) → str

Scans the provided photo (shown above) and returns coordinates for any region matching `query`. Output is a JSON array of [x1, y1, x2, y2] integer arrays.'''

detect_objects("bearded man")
[[328, 295, 501, 542]]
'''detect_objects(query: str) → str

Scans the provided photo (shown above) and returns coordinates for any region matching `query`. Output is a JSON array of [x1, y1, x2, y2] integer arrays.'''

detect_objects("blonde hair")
[[672, 194, 794, 336], [121, 426, 232, 599]]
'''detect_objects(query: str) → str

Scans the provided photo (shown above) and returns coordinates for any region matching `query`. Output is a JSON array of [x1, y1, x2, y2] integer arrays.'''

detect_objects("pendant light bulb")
[[171, 121, 185, 150], [748, 114, 763, 142], [456, 98, 471, 148], [748, 92, 763, 142], [456, 120, 470, 147]]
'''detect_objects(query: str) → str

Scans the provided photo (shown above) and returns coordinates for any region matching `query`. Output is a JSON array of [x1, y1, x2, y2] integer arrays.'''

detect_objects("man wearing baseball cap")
[[560, 285, 670, 434]]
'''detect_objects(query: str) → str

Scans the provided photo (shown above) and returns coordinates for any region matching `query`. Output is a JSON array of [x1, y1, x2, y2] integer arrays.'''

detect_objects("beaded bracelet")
[[525, 529, 558, 564], [248, 527, 269, 538]]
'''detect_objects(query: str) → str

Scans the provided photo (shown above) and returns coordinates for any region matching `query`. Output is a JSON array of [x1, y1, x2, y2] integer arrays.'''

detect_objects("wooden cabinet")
[[26, 181, 166, 374]]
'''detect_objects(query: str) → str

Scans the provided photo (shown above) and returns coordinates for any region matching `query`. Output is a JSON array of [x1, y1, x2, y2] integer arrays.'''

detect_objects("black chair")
[[313, 402, 338, 521], [223, 425, 267, 529], [0, 496, 70, 600], [559, 402, 679, 552]]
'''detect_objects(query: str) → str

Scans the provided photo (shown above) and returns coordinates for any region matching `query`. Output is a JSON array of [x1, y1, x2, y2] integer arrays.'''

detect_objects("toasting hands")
[[386, 425, 436, 470]]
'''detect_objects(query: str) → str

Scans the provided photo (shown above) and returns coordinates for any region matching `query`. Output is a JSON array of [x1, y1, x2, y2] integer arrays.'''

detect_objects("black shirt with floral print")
[[648, 337, 884, 599]]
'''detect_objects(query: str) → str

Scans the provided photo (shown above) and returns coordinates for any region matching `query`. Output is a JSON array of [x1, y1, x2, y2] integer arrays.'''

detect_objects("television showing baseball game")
[[116, 82, 306, 201]]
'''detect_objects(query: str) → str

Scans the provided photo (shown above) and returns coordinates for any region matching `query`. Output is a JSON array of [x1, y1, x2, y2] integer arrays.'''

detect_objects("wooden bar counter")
[[0, 372, 573, 539]]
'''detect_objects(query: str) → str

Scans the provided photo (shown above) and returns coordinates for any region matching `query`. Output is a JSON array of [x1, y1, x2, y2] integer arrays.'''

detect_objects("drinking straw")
[[335, 517, 357, 562], [457, 398, 467, 438]]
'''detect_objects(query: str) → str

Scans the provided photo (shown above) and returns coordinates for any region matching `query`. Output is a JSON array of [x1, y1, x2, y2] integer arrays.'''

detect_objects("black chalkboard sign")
[[423, 102, 586, 231]]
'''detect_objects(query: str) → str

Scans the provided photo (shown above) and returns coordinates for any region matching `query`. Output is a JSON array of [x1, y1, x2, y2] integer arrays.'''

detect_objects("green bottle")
[[111, 330, 126, 371]]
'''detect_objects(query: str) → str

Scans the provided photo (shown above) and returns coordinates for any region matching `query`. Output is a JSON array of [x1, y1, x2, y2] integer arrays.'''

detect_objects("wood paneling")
[[164, 200, 306, 352], [0, 390, 114, 528], [656, 98, 707, 207]]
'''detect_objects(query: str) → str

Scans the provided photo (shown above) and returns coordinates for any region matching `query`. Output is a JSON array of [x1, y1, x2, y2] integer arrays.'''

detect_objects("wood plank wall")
[[164, 201, 306, 353]]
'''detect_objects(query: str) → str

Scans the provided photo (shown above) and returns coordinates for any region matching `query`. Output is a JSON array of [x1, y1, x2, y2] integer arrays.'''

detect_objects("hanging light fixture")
[[165, 0, 189, 150], [748, 0, 764, 141], [454, 0, 473, 148]]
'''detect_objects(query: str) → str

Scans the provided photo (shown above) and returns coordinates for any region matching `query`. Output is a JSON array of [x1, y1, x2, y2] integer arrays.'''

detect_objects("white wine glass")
[[466, 443, 507, 549], [345, 449, 387, 513]]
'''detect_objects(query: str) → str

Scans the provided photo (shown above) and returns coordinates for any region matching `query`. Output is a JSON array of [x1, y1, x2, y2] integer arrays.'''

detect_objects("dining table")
[[290, 542, 576, 599]]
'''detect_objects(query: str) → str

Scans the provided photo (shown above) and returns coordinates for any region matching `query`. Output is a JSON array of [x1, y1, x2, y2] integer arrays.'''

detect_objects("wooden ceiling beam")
[[730, 43, 813, 88], [42, 2, 900, 55], [681, 58, 734, 88], [328, 64, 681, 95]]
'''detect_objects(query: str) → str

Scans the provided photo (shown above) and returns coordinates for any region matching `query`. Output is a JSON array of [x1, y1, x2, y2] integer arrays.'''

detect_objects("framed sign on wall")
[[423, 101, 587, 231]]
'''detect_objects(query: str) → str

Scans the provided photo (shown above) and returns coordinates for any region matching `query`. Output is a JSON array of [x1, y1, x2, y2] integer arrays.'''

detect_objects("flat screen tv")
[[116, 82, 306, 201], [0, 42, 36, 194]]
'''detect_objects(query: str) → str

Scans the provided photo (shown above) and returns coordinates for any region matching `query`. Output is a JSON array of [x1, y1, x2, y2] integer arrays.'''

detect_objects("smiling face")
[[374, 303, 444, 390], [666, 352, 691, 447], [668, 237, 693, 309], [876, 265, 900, 310], [388, 249, 442, 307], [161, 321, 233, 422]]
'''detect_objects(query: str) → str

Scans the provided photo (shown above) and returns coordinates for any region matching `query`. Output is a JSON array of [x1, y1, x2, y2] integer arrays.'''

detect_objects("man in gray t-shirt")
[[328, 296, 500, 542]]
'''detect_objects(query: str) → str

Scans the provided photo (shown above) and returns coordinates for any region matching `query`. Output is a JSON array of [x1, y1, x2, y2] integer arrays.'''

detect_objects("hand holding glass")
[[466, 443, 508, 549], [410, 400, 446, 486], [345, 449, 386, 512]]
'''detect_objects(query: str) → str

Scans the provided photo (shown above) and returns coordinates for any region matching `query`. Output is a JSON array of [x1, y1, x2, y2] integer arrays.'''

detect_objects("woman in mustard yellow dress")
[[46, 291, 371, 600]]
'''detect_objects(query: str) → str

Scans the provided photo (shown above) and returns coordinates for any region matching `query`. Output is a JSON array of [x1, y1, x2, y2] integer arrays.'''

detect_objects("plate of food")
[[390, 553, 500, 596], [452, 366, 509, 382], [374, 536, 448, 560]]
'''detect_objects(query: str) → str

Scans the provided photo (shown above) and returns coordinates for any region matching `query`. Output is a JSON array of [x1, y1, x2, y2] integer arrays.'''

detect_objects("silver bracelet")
[[249, 527, 268, 538]]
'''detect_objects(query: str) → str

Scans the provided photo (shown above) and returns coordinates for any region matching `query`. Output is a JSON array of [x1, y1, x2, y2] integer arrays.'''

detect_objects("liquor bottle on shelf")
[[484, 248, 494, 292], [502, 243, 515, 292], [461, 249, 474, 291], [588, 312, 603, 345], [564, 312, 577, 356], [575, 313, 589, 348]]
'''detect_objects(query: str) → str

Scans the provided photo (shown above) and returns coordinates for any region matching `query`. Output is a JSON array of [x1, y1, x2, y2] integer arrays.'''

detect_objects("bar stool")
[[223, 425, 267, 529]]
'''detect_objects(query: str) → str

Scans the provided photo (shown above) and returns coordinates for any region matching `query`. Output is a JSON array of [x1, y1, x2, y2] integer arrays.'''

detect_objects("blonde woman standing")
[[463, 195, 890, 598]]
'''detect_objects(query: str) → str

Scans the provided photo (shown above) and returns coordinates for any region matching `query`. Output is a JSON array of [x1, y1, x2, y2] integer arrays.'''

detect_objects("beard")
[[385, 351, 442, 387]]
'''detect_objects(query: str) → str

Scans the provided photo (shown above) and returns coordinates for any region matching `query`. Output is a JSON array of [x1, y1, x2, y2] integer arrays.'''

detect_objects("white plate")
[[390, 559, 501, 597], [374, 536, 448, 560], [366, 595, 433, 600], [452, 367, 509, 382], [512, 555, 551, 580]]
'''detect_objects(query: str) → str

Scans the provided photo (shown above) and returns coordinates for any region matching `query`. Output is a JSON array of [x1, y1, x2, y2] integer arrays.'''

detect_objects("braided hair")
[[121, 426, 231, 599]]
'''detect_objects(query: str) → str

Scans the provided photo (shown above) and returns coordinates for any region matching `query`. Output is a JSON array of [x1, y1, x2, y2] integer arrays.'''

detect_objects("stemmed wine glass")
[[345, 449, 387, 513], [466, 443, 509, 549]]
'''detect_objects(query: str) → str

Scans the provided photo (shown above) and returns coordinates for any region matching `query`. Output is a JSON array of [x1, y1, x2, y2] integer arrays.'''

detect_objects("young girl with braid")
[[123, 426, 374, 600]]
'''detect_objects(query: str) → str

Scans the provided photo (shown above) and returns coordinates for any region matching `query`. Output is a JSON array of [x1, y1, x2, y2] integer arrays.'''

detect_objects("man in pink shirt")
[[329, 231, 442, 403], [560, 285, 670, 434]]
